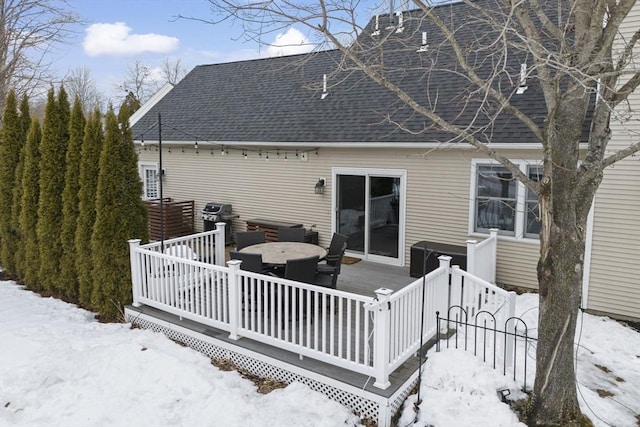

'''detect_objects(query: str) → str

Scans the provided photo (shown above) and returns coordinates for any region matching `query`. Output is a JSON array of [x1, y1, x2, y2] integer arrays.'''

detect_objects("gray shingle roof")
[[131, 1, 563, 146]]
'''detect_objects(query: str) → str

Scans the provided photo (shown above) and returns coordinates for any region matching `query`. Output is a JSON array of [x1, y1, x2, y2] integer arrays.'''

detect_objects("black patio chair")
[[229, 251, 271, 312], [278, 227, 306, 242], [317, 233, 349, 276], [268, 255, 319, 322], [235, 231, 266, 250], [229, 251, 268, 273], [282, 255, 319, 283], [314, 242, 346, 289]]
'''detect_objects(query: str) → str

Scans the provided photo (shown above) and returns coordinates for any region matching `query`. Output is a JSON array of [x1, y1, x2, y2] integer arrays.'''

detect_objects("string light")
[[135, 121, 317, 162]]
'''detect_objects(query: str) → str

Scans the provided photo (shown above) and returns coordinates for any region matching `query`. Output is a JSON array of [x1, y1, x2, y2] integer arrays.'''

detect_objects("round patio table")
[[239, 242, 327, 265]]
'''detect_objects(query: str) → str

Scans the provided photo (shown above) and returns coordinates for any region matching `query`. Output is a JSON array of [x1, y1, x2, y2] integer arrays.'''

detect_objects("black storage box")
[[410, 241, 467, 278]]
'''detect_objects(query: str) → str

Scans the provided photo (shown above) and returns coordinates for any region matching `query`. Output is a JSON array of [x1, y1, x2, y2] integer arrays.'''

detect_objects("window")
[[139, 162, 159, 200], [524, 166, 543, 238], [475, 165, 516, 234], [471, 161, 542, 240]]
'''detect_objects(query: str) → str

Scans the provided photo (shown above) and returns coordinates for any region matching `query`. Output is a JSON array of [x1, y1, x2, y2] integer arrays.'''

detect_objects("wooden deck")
[[127, 300, 436, 399], [336, 259, 416, 296], [128, 259, 426, 398]]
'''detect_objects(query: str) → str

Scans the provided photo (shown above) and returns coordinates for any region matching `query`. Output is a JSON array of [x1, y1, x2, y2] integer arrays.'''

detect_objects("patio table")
[[239, 242, 327, 266]]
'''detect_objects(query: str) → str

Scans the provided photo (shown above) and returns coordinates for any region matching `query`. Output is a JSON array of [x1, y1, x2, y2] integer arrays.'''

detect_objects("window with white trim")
[[471, 160, 542, 240], [524, 165, 543, 238], [138, 162, 159, 200]]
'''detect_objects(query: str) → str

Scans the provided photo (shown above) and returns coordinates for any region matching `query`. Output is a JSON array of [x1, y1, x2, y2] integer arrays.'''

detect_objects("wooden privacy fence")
[[144, 198, 195, 240], [129, 232, 512, 389]]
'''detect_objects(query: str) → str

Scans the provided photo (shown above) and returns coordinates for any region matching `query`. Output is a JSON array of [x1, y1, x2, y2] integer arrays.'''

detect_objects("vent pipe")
[[517, 63, 528, 94], [321, 74, 329, 99]]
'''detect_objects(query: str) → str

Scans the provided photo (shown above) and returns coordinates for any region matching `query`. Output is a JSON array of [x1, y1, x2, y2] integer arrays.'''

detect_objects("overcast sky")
[[55, 0, 386, 104]]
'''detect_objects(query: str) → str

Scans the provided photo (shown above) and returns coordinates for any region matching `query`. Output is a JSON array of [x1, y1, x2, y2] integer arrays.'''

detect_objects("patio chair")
[[317, 233, 348, 276], [282, 255, 319, 283], [229, 251, 270, 312], [235, 231, 266, 250], [314, 242, 346, 289], [229, 251, 269, 273], [278, 227, 306, 242]]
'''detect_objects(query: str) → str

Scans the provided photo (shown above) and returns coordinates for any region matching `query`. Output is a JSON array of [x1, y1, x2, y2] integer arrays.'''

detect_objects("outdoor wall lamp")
[[314, 178, 326, 194]]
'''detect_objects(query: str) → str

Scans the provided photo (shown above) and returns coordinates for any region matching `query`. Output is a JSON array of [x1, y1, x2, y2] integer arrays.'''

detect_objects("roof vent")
[[517, 63, 528, 94], [417, 31, 428, 52], [321, 74, 329, 99], [395, 12, 404, 33], [372, 15, 380, 36]]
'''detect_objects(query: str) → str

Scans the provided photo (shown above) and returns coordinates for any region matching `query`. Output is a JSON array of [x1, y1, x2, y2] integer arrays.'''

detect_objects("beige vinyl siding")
[[137, 145, 541, 289], [586, 1, 640, 320]]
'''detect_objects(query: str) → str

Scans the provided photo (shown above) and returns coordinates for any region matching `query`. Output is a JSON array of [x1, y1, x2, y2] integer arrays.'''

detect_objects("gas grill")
[[201, 202, 237, 245]]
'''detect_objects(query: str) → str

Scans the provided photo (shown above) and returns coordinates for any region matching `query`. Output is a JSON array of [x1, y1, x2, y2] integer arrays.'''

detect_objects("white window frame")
[[468, 159, 542, 243], [138, 161, 159, 200]]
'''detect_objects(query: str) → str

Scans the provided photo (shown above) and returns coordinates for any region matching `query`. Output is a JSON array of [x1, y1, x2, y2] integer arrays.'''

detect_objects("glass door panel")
[[336, 175, 365, 254], [334, 170, 404, 264], [368, 176, 400, 258]]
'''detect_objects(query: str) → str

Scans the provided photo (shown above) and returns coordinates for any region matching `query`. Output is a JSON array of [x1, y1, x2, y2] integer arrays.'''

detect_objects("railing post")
[[372, 287, 393, 390], [227, 259, 242, 340], [436, 255, 451, 332], [128, 239, 142, 307], [214, 222, 227, 266], [450, 265, 463, 310], [488, 228, 499, 283], [504, 291, 517, 368], [465, 239, 477, 276]]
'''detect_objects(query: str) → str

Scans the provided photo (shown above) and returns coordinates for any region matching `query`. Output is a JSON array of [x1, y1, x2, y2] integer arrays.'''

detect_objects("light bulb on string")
[[266, 152, 269, 161]]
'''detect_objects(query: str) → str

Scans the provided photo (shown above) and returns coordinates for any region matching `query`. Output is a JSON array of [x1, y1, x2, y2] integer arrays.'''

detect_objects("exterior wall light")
[[314, 178, 326, 194]]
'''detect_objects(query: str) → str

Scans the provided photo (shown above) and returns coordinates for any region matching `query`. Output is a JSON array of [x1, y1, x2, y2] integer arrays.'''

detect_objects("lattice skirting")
[[125, 307, 418, 427]]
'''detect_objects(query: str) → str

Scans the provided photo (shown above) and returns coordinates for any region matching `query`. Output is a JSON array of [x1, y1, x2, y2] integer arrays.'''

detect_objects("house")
[[131, 1, 639, 322]]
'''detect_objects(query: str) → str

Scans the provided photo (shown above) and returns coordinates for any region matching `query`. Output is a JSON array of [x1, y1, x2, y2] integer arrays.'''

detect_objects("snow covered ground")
[[1, 280, 638, 427]]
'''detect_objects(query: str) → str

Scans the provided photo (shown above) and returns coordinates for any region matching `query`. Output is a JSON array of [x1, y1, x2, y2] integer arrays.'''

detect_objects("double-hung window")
[[471, 160, 542, 240]]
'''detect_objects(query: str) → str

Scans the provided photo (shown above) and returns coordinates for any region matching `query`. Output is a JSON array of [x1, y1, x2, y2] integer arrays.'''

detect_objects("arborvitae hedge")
[[0, 90, 23, 273], [36, 87, 70, 293], [76, 108, 103, 309], [59, 97, 85, 300], [18, 118, 42, 289], [91, 106, 148, 320], [11, 95, 31, 278]]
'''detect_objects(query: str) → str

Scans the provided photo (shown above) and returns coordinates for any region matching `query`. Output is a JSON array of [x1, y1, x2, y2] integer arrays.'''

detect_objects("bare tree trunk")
[[530, 97, 596, 426], [532, 225, 584, 425]]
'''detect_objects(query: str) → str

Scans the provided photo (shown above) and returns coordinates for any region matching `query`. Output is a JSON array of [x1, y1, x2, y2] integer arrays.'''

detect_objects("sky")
[[2, 280, 639, 427], [55, 0, 383, 104]]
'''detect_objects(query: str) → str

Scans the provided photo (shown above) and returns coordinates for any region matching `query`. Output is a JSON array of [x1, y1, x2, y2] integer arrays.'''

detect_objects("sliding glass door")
[[334, 169, 405, 265]]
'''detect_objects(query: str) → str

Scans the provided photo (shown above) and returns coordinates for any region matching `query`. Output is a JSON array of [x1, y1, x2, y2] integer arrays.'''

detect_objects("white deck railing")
[[129, 232, 510, 389], [466, 228, 498, 283]]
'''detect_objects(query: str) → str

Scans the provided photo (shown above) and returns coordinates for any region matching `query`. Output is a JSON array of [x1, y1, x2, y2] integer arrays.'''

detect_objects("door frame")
[[331, 167, 407, 266]]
